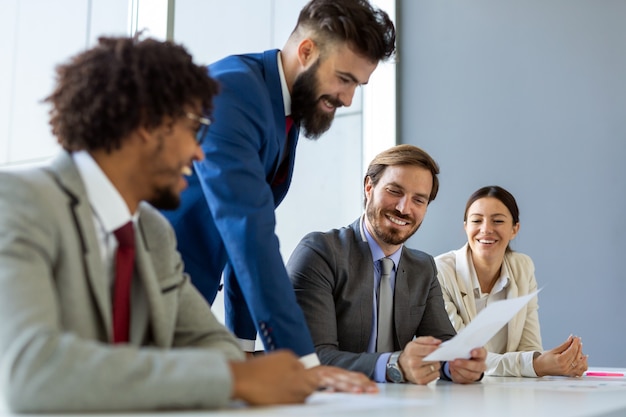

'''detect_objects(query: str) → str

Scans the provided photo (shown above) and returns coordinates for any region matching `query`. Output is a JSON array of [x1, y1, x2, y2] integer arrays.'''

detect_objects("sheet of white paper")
[[423, 290, 540, 361], [255, 392, 433, 416]]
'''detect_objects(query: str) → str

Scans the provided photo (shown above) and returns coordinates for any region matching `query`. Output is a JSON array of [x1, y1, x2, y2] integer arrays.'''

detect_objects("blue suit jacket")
[[162, 50, 315, 356]]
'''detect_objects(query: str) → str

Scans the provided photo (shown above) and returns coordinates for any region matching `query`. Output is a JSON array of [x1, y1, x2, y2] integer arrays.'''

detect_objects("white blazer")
[[435, 243, 543, 377]]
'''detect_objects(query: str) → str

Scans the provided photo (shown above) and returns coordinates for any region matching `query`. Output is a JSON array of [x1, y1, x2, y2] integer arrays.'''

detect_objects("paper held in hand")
[[423, 290, 540, 362]]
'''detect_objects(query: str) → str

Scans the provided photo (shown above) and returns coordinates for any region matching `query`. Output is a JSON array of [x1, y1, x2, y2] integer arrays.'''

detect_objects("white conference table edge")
[[2, 367, 625, 417]]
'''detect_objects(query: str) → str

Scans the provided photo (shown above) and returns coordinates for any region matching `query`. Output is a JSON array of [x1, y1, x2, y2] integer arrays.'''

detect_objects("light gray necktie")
[[377, 257, 395, 352]]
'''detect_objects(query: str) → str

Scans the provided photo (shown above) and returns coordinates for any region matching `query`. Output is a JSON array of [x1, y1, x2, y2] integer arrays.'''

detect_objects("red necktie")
[[285, 115, 294, 136], [112, 222, 135, 344], [272, 116, 294, 186]]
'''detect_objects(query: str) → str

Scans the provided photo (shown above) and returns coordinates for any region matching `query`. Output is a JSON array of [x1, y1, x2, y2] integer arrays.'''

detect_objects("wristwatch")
[[386, 351, 405, 383]]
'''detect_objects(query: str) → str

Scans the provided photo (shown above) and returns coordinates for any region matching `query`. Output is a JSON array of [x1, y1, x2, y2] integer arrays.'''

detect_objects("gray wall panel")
[[399, 0, 626, 366]]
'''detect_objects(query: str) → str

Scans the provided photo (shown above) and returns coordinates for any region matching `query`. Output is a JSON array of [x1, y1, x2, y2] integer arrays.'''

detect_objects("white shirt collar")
[[72, 150, 133, 233], [469, 256, 510, 297], [277, 51, 291, 117]]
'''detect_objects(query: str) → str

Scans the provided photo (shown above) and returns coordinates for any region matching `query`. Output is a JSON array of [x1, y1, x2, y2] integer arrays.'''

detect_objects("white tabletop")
[[2, 368, 625, 416], [212, 369, 626, 417]]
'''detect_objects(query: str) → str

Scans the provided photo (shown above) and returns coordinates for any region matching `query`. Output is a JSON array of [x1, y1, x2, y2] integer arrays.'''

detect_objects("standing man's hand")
[[229, 350, 318, 405], [398, 336, 443, 385], [448, 347, 487, 384]]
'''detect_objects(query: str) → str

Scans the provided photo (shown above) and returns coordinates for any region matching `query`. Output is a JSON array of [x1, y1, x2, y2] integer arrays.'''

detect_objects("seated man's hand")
[[398, 336, 443, 385], [229, 350, 318, 405], [448, 347, 487, 384], [309, 366, 379, 393]]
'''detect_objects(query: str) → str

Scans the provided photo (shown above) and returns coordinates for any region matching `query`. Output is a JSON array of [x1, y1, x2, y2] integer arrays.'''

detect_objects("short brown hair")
[[294, 0, 396, 62], [364, 144, 440, 206]]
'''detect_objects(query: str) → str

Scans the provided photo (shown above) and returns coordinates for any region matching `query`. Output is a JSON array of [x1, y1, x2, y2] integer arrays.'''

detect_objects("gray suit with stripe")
[[287, 218, 456, 378]]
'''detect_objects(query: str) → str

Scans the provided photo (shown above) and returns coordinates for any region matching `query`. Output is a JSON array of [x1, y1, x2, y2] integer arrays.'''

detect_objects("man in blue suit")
[[162, 0, 396, 369]]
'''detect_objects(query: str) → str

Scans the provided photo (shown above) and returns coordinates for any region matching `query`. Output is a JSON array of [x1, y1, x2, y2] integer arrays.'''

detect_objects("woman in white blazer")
[[435, 186, 588, 377]]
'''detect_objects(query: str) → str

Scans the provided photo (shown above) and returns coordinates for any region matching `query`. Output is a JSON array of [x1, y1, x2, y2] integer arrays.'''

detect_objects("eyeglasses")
[[186, 112, 211, 145]]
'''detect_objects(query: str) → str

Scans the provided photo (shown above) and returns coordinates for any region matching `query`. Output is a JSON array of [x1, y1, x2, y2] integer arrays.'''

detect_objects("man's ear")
[[296, 38, 318, 67], [364, 176, 374, 203], [135, 126, 152, 143]]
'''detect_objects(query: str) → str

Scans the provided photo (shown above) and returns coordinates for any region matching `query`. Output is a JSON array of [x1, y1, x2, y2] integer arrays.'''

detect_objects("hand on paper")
[[229, 350, 318, 405], [533, 335, 588, 377], [310, 365, 379, 393], [398, 336, 443, 385], [448, 347, 487, 384]]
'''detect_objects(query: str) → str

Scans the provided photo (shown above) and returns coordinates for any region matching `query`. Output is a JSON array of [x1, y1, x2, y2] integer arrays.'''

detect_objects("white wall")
[[0, 0, 129, 168]]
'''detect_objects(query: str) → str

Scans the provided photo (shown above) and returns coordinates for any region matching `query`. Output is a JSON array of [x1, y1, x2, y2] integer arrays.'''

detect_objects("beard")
[[148, 186, 181, 210], [366, 203, 420, 246], [145, 132, 182, 211], [291, 59, 343, 140]]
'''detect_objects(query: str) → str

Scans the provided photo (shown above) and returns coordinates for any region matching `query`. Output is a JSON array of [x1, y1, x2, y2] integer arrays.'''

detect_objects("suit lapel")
[[135, 213, 171, 347], [504, 258, 521, 351], [264, 49, 296, 206], [352, 219, 376, 349], [47, 152, 112, 340], [456, 246, 478, 321], [393, 255, 411, 350], [357, 251, 375, 349]]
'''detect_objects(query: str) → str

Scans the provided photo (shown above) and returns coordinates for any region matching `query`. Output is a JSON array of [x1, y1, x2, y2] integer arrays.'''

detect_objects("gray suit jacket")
[[287, 218, 456, 378], [0, 152, 244, 412]]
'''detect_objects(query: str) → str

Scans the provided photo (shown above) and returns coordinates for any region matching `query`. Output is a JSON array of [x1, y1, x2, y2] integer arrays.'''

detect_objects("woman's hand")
[[533, 335, 588, 377]]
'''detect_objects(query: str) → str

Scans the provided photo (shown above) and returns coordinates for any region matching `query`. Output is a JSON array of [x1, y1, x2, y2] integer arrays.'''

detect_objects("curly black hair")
[[295, 0, 396, 62], [45, 35, 219, 152]]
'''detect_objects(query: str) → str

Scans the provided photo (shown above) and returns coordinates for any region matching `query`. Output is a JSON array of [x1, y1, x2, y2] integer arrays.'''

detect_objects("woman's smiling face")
[[464, 197, 519, 265]]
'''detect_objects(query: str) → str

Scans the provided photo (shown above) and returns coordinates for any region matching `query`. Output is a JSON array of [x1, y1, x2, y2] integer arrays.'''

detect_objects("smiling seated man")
[[0, 35, 328, 413], [287, 145, 487, 385]]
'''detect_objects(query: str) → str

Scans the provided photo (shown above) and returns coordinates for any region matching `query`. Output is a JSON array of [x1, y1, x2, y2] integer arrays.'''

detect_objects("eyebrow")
[[337, 70, 368, 86], [388, 182, 429, 200]]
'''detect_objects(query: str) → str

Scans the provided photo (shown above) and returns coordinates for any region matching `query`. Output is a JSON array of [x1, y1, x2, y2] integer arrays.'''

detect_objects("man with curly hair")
[[163, 0, 396, 369], [0, 35, 334, 412]]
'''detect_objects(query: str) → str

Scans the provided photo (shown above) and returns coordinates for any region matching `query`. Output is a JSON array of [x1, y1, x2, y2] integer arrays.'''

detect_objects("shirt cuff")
[[522, 351, 540, 377], [443, 361, 452, 380], [299, 353, 321, 369], [374, 352, 392, 382], [237, 338, 256, 353], [237, 338, 320, 369]]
